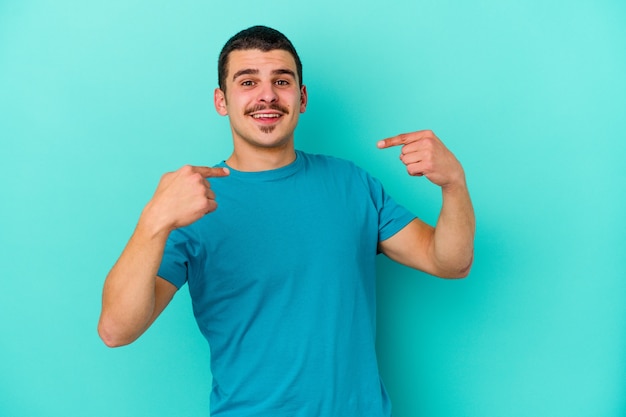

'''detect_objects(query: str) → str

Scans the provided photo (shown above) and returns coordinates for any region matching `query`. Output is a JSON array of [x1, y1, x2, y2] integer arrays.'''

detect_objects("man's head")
[[214, 26, 307, 158], [218, 25, 303, 93]]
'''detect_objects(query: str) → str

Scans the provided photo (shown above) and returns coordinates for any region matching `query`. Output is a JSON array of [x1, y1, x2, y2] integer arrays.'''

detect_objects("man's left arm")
[[377, 130, 475, 279]]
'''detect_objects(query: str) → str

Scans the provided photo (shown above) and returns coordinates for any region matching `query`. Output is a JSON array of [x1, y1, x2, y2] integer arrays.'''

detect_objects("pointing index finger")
[[376, 132, 414, 149], [377, 130, 436, 149], [377, 137, 402, 149], [194, 166, 230, 178]]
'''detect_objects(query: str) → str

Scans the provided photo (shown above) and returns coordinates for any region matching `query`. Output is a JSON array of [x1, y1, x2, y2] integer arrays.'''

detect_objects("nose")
[[257, 82, 278, 103]]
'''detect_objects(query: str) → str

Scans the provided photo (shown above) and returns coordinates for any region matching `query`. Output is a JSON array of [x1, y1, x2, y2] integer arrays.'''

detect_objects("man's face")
[[214, 49, 307, 151]]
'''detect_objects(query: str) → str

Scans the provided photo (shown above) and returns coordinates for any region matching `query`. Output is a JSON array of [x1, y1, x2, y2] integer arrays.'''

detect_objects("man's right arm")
[[97, 165, 229, 347]]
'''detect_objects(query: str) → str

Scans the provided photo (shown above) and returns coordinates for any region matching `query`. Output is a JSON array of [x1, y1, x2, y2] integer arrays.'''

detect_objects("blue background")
[[1, 1, 625, 416]]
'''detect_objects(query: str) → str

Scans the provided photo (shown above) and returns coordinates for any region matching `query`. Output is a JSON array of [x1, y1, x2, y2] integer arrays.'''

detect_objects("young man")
[[98, 26, 474, 416]]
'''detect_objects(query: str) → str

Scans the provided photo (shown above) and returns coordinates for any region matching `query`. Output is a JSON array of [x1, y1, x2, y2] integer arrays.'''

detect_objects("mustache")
[[244, 103, 290, 115]]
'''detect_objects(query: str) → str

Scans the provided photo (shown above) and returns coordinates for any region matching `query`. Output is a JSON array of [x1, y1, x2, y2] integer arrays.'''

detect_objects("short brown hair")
[[218, 25, 303, 92]]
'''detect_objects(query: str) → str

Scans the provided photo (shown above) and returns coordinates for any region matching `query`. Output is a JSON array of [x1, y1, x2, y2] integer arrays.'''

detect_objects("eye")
[[241, 80, 255, 87], [275, 79, 290, 86]]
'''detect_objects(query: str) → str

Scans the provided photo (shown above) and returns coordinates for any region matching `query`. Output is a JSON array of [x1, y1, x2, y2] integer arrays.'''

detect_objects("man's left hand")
[[377, 130, 465, 189]]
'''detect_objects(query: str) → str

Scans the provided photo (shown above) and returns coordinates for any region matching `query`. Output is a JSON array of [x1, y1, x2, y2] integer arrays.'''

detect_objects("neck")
[[226, 144, 296, 172]]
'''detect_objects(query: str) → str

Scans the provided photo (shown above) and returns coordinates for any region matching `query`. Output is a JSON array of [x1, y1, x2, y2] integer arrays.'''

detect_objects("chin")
[[257, 138, 292, 149], [232, 124, 295, 150], [251, 131, 293, 148]]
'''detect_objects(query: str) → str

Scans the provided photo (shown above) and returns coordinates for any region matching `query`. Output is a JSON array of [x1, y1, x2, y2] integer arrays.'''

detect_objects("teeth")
[[252, 114, 280, 119]]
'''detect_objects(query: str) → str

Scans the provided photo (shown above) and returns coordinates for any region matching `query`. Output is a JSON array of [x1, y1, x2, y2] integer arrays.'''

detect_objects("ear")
[[214, 88, 228, 116], [299, 85, 308, 114]]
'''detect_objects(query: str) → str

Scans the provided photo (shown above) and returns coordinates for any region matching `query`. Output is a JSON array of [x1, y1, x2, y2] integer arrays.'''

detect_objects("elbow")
[[437, 253, 474, 279], [452, 254, 474, 279], [439, 268, 470, 280], [453, 262, 472, 279], [97, 318, 134, 348]]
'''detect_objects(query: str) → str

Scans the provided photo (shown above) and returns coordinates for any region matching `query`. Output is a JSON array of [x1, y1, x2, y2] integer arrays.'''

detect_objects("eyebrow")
[[272, 69, 296, 78], [232, 68, 258, 81], [232, 68, 296, 81]]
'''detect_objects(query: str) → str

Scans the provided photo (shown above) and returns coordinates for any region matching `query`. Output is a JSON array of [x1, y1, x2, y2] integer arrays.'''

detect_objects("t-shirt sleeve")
[[365, 172, 417, 242], [157, 227, 198, 289]]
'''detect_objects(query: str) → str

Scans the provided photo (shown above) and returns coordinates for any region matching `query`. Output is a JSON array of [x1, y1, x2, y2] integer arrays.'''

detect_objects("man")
[[98, 25, 474, 416]]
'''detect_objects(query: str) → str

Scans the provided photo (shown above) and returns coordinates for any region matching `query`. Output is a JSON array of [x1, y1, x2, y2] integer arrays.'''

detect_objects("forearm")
[[431, 181, 475, 277], [98, 214, 170, 347]]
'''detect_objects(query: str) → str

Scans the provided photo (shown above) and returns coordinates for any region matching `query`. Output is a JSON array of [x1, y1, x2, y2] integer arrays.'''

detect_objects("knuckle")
[[195, 199, 209, 212], [189, 172, 205, 182], [205, 201, 218, 213]]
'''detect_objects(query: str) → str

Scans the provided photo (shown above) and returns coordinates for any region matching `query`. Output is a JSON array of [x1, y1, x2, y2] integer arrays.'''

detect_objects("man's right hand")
[[142, 165, 230, 234], [99, 164, 229, 347]]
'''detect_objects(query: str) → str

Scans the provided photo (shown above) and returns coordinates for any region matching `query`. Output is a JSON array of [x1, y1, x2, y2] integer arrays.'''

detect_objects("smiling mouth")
[[245, 104, 289, 120], [251, 113, 281, 120]]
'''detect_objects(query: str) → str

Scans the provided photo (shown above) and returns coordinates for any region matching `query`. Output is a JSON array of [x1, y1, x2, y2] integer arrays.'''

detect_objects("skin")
[[98, 165, 229, 347], [97, 48, 475, 348], [214, 49, 307, 171], [377, 131, 475, 278]]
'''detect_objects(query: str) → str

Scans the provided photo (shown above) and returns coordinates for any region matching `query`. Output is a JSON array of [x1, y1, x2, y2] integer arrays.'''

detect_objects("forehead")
[[226, 49, 298, 79]]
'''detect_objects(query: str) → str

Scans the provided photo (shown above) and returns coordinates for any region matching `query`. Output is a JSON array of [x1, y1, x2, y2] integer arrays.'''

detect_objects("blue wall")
[[1, 1, 624, 416]]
